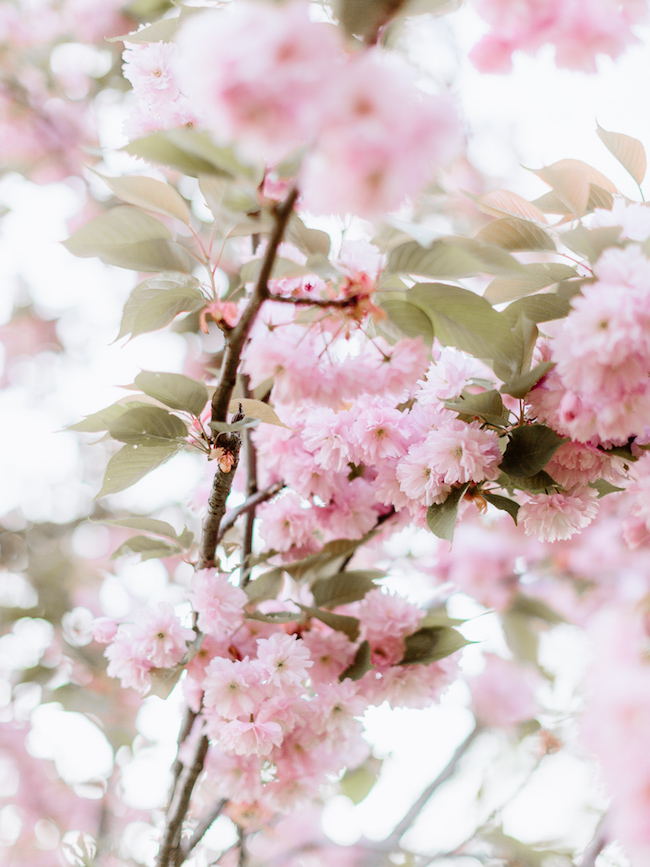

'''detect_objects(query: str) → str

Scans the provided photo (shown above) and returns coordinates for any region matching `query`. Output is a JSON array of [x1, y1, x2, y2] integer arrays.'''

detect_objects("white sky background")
[[2, 3, 648, 864]]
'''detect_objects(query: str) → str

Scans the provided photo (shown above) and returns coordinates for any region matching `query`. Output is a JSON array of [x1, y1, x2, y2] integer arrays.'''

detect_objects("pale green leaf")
[[389, 237, 527, 279], [109, 405, 188, 445], [110, 535, 182, 561], [148, 663, 185, 699], [589, 479, 625, 497], [247, 610, 302, 624], [510, 593, 564, 624], [399, 625, 471, 665], [125, 129, 261, 182], [244, 569, 285, 604], [531, 160, 590, 216], [444, 389, 508, 427], [408, 283, 518, 374], [426, 483, 471, 542], [379, 292, 435, 343], [117, 273, 205, 340], [281, 537, 368, 583], [475, 217, 556, 252], [227, 398, 289, 429], [484, 263, 578, 304], [502, 295, 571, 325], [96, 441, 184, 498], [66, 401, 142, 433], [98, 174, 191, 225], [111, 16, 179, 43], [561, 225, 622, 262], [286, 215, 331, 257], [99, 516, 181, 540], [597, 122, 647, 185], [472, 189, 548, 223], [135, 371, 208, 416], [339, 760, 378, 803]]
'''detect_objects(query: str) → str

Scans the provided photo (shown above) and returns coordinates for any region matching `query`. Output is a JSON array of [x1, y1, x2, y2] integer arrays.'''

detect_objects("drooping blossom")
[[519, 486, 599, 542]]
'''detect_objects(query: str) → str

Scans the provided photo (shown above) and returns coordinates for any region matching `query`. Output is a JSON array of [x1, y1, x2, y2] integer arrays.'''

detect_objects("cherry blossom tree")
[[3, 1, 650, 866]]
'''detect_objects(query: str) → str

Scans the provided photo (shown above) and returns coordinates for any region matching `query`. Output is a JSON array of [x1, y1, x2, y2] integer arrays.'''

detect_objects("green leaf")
[[597, 122, 647, 186], [311, 570, 382, 609], [499, 469, 558, 494], [109, 405, 188, 445], [531, 160, 591, 217], [482, 492, 520, 523], [339, 761, 379, 804], [244, 569, 285, 604], [286, 215, 331, 257], [135, 371, 208, 417], [471, 188, 548, 223], [426, 483, 471, 542], [501, 611, 540, 667], [99, 516, 181, 540], [408, 283, 518, 374], [227, 398, 290, 429], [299, 605, 360, 641], [148, 663, 186, 700], [339, 640, 373, 682], [484, 263, 578, 304], [499, 425, 568, 478], [117, 273, 205, 341], [124, 129, 261, 182], [509, 593, 564, 624], [502, 295, 571, 326], [389, 237, 528, 279], [399, 625, 471, 665], [96, 441, 184, 498], [97, 173, 191, 225], [246, 610, 302, 624], [505, 311, 538, 382], [209, 418, 259, 433], [112, 16, 179, 43], [66, 400, 147, 433], [598, 440, 638, 462], [589, 478, 625, 497], [379, 292, 435, 343], [110, 535, 182, 561], [281, 537, 369, 583], [475, 217, 556, 252], [63, 206, 192, 273], [444, 389, 508, 427], [561, 225, 622, 262], [500, 362, 554, 399]]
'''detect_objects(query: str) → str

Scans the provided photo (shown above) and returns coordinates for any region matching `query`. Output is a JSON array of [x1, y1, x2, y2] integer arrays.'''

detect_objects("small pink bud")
[[209, 446, 235, 473]]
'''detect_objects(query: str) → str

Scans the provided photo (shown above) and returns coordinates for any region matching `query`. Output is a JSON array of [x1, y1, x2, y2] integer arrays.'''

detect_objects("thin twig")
[[241, 376, 258, 586], [579, 818, 608, 867], [219, 482, 284, 538], [180, 798, 227, 860], [166, 707, 199, 812], [269, 294, 358, 309], [382, 725, 482, 848]]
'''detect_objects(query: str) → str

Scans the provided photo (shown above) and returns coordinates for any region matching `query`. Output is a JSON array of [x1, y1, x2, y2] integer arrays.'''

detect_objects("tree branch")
[[166, 707, 200, 813], [180, 798, 227, 860], [219, 482, 284, 538], [211, 186, 299, 424], [241, 376, 258, 586], [156, 733, 210, 867], [199, 432, 242, 569], [268, 294, 358, 309], [579, 819, 608, 867], [382, 725, 481, 848]]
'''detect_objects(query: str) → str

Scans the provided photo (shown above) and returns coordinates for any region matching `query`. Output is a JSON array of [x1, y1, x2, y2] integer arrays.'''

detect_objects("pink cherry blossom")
[[189, 569, 247, 639], [519, 486, 600, 542]]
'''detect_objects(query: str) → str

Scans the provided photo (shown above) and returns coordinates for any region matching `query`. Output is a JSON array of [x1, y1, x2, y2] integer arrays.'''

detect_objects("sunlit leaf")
[[96, 441, 185, 498], [63, 206, 192, 272], [426, 483, 471, 542], [597, 122, 647, 185], [109, 405, 188, 445], [135, 371, 209, 417], [99, 516, 181, 540], [472, 189, 548, 224], [484, 263, 578, 304], [389, 237, 528, 279], [339, 760, 378, 803], [475, 218, 555, 252], [97, 174, 191, 225], [125, 129, 261, 182], [110, 535, 182, 561], [286, 215, 331, 257], [399, 625, 471, 665], [117, 273, 205, 341], [561, 225, 622, 261], [531, 160, 591, 216], [502, 295, 571, 325], [227, 398, 290, 428]]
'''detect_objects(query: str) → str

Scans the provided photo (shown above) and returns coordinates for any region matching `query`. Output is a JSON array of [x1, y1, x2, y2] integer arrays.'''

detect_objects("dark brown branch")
[[211, 186, 299, 424], [156, 733, 210, 867], [237, 825, 248, 867], [180, 798, 227, 860], [166, 707, 199, 812], [268, 294, 358, 309], [382, 725, 481, 848], [199, 432, 242, 569]]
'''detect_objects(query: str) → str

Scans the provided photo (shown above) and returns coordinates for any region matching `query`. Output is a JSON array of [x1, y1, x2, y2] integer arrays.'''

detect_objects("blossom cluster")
[[470, 0, 646, 72], [101, 572, 457, 817], [123, 0, 461, 216]]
